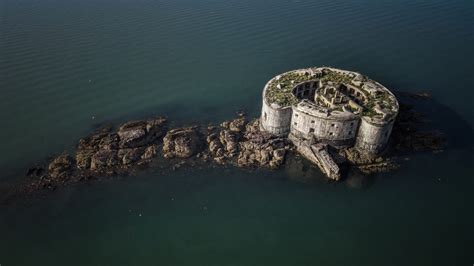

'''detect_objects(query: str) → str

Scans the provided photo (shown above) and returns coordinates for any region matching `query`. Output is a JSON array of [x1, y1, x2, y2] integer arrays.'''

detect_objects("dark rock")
[[163, 127, 203, 158], [48, 154, 74, 179], [119, 148, 145, 165], [75, 149, 95, 170], [98, 133, 119, 150], [78, 127, 112, 150], [228, 116, 246, 132], [117, 117, 167, 148], [117, 121, 148, 148], [90, 150, 118, 170], [26, 167, 45, 177], [141, 145, 158, 160]]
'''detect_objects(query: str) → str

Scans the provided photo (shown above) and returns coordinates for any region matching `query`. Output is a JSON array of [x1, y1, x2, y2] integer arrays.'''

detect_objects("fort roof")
[[263, 67, 398, 121]]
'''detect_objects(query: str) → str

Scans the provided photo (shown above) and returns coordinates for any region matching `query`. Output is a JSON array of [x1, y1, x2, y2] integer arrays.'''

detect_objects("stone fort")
[[260, 67, 399, 179]]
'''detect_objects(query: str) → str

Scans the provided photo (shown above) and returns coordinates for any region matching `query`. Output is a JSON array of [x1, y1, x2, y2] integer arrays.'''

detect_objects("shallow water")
[[0, 0, 473, 265]]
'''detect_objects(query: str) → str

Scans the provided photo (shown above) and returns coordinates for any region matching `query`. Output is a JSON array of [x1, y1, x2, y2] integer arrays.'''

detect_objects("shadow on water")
[[395, 91, 474, 151]]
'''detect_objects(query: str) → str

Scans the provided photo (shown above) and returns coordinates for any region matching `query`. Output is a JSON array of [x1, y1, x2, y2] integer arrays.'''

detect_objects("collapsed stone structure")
[[260, 67, 399, 180]]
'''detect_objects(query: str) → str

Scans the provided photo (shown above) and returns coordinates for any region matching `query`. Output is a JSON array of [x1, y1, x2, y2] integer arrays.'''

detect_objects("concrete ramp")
[[289, 134, 340, 180], [310, 144, 340, 180]]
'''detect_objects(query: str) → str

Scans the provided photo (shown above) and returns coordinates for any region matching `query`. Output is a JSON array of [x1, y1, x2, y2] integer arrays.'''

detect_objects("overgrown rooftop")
[[264, 67, 398, 119]]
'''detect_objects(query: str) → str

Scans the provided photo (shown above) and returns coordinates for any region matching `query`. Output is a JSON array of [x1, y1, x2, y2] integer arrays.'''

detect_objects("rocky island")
[[19, 67, 444, 196]]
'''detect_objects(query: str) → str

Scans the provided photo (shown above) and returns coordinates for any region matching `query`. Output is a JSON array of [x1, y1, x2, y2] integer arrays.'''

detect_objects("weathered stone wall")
[[292, 81, 318, 101], [355, 117, 394, 153], [260, 99, 292, 137], [290, 107, 359, 147]]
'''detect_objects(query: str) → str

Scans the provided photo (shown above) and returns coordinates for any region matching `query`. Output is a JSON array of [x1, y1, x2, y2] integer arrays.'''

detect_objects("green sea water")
[[0, 0, 473, 265]]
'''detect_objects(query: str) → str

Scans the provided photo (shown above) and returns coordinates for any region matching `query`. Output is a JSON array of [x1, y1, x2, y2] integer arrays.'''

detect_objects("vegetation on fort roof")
[[266, 71, 315, 106], [266, 69, 397, 114], [362, 97, 377, 117], [320, 71, 352, 84]]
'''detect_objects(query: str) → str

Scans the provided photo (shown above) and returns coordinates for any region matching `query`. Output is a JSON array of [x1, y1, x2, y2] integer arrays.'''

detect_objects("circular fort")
[[260, 67, 399, 154]]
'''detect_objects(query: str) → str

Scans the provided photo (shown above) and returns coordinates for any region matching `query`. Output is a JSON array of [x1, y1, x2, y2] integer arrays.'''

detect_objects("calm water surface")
[[0, 0, 473, 265]]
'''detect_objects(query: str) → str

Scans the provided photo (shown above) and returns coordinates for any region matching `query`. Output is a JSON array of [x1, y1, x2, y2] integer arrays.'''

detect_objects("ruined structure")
[[260, 67, 399, 180]]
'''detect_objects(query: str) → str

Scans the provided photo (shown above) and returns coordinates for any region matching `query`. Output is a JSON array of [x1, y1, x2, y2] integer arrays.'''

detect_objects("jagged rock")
[[119, 148, 145, 165], [117, 121, 148, 148], [48, 154, 74, 179], [219, 129, 240, 156], [207, 117, 291, 168], [146, 118, 168, 139], [98, 133, 119, 150], [78, 127, 112, 150], [75, 150, 95, 170], [117, 118, 167, 148], [90, 150, 118, 170], [208, 139, 222, 154], [141, 145, 158, 160], [163, 127, 203, 158], [228, 116, 246, 132], [341, 147, 376, 165]]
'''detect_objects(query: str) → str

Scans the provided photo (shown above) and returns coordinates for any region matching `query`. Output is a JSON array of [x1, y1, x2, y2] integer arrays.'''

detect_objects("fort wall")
[[260, 99, 292, 136], [355, 117, 395, 153], [290, 106, 359, 147]]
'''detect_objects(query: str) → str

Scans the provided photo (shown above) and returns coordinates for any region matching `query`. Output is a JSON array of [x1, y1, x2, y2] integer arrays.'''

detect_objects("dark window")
[[329, 132, 333, 136], [309, 128, 315, 133], [294, 114, 298, 118], [311, 120, 315, 123], [348, 131, 352, 135], [264, 112, 267, 121], [331, 123, 335, 127], [294, 122, 297, 126]]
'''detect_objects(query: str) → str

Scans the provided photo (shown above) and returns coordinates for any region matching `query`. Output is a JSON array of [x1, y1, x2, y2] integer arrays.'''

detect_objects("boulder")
[[119, 148, 145, 165], [90, 150, 118, 171], [163, 127, 203, 158], [48, 154, 74, 179], [98, 133, 119, 150], [117, 118, 167, 148], [78, 128, 112, 150], [228, 116, 246, 132], [145, 117, 168, 139], [75, 150, 95, 170], [117, 121, 148, 148], [141, 145, 158, 160]]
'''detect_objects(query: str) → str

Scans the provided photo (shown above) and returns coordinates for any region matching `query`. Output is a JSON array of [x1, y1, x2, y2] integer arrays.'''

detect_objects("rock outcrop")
[[27, 117, 168, 190], [48, 154, 74, 179], [205, 116, 292, 168], [74, 117, 167, 173], [163, 126, 203, 158]]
